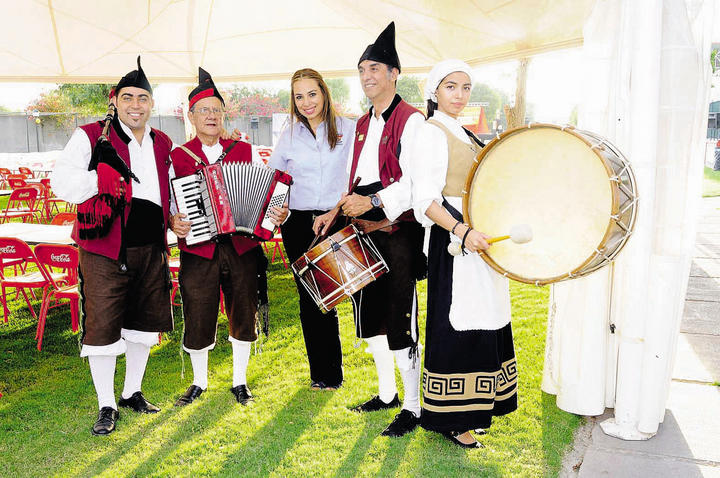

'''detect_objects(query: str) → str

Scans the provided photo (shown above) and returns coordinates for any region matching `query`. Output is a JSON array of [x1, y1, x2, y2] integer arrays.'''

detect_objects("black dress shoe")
[[174, 385, 204, 407], [230, 384, 254, 405], [310, 381, 341, 391], [351, 394, 400, 413], [91, 407, 119, 436], [381, 409, 419, 437], [442, 431, 484, 449], [118, 391, 160, 413]]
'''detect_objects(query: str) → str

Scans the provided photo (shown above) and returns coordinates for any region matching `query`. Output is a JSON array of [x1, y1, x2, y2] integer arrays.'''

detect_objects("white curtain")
[[541, 0, 716, 439]]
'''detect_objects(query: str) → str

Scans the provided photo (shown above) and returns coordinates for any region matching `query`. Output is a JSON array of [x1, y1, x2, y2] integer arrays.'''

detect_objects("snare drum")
[[292, 224, 389, 313], [463, 124, 638, 285]]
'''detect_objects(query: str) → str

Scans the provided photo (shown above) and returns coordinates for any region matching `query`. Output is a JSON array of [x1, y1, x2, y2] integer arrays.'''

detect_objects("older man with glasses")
[[169, 68, 288, 407]]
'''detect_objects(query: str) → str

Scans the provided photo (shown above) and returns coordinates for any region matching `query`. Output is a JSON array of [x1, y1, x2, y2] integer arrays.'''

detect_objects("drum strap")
[[351, 218, 398, 234], [441, 197, 463, 223], [177, 140, 239, 166]]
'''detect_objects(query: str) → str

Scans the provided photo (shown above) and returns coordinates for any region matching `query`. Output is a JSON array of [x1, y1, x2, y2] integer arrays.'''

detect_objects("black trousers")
[[281, 209, 344, 387]]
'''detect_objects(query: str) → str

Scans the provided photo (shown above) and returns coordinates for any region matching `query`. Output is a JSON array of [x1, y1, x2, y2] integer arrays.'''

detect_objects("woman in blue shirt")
[[268, 68, 355, 390]]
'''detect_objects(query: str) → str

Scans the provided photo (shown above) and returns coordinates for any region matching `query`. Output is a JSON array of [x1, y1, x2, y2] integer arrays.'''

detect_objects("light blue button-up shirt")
[[268, 116, 355, 211]]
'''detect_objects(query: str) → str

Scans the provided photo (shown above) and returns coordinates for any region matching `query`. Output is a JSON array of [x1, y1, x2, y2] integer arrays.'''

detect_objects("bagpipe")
[[77, 103, 141, 241]]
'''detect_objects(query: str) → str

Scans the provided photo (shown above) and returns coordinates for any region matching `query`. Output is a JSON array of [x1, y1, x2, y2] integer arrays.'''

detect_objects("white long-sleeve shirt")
[[347, 101, 425, 222], [51, 121, 162, 206]]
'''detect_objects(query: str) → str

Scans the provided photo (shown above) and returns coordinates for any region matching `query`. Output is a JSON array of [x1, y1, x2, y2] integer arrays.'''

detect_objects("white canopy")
[[0, 0, 595, 83]]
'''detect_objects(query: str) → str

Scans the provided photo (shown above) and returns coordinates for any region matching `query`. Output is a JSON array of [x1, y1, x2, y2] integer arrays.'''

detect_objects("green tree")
[[397, 75, 423, 104], [57, 84, 114, 115], [326, 78, 350, 107], [568, 106, 578, 126], [276, 89, 290, 112], [469, 83, 507, 120]]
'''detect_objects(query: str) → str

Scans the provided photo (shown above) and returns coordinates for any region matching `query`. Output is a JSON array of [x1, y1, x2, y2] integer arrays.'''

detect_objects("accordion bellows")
[[172, 163, 292, 245]]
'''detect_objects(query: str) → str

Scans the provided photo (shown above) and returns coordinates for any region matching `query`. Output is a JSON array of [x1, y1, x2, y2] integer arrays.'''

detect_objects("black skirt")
[[421, 223, 518, 433]]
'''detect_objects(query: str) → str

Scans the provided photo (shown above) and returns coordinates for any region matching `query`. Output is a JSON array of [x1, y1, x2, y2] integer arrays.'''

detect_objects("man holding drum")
[[169, 68, 289, 407], [315, 21, 426, 438]]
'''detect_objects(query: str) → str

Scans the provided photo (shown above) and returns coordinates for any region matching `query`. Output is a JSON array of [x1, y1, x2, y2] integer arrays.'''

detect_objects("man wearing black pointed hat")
[[315, 21, 426, 438], [169, 68, 289, 407], [51, 57, 174, 436]]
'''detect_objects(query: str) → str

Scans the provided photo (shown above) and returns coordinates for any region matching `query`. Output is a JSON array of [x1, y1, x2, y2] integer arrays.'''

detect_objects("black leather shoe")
[[310, 381, 341, 391], [118, 391, 160, 413], [91, 407, 119, 436], [351, 394, 400, 413], [174, 385, 204, 407], [442, 431, 484, 449], [230, 384, 254, 405], [381, 409, 419, 437]]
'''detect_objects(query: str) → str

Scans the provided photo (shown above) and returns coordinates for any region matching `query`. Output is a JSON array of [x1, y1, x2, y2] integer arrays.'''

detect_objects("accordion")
[[172, 162, 292, 245]]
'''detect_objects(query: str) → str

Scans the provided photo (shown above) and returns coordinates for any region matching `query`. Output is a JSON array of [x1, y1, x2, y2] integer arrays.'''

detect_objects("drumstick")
[[309, 177, 362, 248], [448, 224, 532, 256]]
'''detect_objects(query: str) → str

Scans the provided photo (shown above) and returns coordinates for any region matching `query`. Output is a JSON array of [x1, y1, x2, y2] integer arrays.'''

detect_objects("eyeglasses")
[[194, 107, 224, 115]]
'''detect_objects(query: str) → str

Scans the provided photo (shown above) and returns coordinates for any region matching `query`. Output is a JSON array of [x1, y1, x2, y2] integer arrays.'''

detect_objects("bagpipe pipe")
[[77, 102, 140, 242]]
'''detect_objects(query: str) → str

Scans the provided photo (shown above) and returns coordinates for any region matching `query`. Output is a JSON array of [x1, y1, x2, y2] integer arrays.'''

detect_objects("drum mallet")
[[448, 224, 532, 256]]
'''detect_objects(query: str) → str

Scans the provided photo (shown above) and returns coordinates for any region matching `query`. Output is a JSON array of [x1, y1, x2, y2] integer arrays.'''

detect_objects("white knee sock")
[[189, 350, 209, 390], [121, 341, 151, 399], [89, 355, 117, 410], [365, 335, 397, 403], [394, 347, 421, 417], [231, 339, 252, 387]]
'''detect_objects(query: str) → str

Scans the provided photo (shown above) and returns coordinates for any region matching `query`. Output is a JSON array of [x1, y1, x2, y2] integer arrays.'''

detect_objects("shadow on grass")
[[67, 409, 176, 478], [330, 413, 416, 478], [214, 388, 333, 475]]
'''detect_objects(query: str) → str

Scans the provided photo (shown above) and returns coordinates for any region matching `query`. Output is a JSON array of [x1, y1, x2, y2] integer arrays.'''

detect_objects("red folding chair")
[[256, 148, 273, 164], [50, 212, 76, 226], [7, 177, 27, 189], [0, 167, 11, 188], [0, 237, 60, 323], [168, 255, 181, 306], [34, 244, 80, 350], [268, 233, 288, 268], [18, 167, 35, 179], [40, 178, 65, 218], [0, 187, 39, 224], [28, 183, 52, 222]]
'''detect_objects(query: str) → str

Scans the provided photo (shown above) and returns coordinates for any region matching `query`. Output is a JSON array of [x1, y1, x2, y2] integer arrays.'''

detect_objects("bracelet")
[[461, 226, 472, 253], [450, 220, 462, 236]]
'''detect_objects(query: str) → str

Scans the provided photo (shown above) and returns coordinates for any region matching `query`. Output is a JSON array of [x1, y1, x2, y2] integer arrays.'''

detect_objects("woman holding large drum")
[[268, 68, 355, 390], [410, 60, 517, 448]]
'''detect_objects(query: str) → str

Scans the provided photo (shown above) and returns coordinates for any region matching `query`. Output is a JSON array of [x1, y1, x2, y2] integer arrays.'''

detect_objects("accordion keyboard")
[[172, 174, 217, 245]]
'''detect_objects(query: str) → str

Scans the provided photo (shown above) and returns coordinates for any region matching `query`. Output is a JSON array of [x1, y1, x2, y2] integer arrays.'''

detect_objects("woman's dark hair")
[[426, 99, 438, 118]]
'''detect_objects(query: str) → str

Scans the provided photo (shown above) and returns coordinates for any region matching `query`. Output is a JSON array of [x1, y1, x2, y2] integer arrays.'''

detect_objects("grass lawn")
[[0, 248, 581, 477], [704, 166, 720, 197]]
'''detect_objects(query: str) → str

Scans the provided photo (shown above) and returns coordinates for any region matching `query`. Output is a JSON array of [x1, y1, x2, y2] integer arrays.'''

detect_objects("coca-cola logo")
[[18, 192, 30, 198], [51, 253, 71, 263], [0, 245, 16, 254]]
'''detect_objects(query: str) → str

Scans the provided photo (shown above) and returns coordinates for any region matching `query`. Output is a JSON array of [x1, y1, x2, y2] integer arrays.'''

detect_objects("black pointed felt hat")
[[358, 21, 401, 73], [115, 56, 152, 95], [188, 67, 225, 109]]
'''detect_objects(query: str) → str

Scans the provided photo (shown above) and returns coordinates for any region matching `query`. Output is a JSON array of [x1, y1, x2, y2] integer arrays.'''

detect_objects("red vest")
[[170, 136, 259, 259], [348, 96, 422, 222], [73, 120, 172, 259]]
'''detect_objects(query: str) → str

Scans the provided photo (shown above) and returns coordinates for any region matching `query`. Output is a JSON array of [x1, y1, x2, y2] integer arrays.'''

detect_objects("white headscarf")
[[423, 59, 475, 103]]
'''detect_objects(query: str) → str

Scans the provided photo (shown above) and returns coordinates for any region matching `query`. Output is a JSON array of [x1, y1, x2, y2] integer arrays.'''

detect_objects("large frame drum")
[[292, 224, 389, 313], [463, 124, 638, 285]]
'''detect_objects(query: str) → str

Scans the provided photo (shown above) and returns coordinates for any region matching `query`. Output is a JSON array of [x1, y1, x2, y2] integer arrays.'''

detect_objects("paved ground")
[[566, 196, 720, 478]]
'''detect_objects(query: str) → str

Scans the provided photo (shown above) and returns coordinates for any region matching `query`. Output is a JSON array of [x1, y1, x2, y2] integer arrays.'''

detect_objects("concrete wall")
[[0, 113, 274, 153]]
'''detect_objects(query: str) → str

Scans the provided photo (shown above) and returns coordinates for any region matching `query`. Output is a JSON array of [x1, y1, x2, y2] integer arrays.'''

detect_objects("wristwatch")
[[369, 194, 382, 209]]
